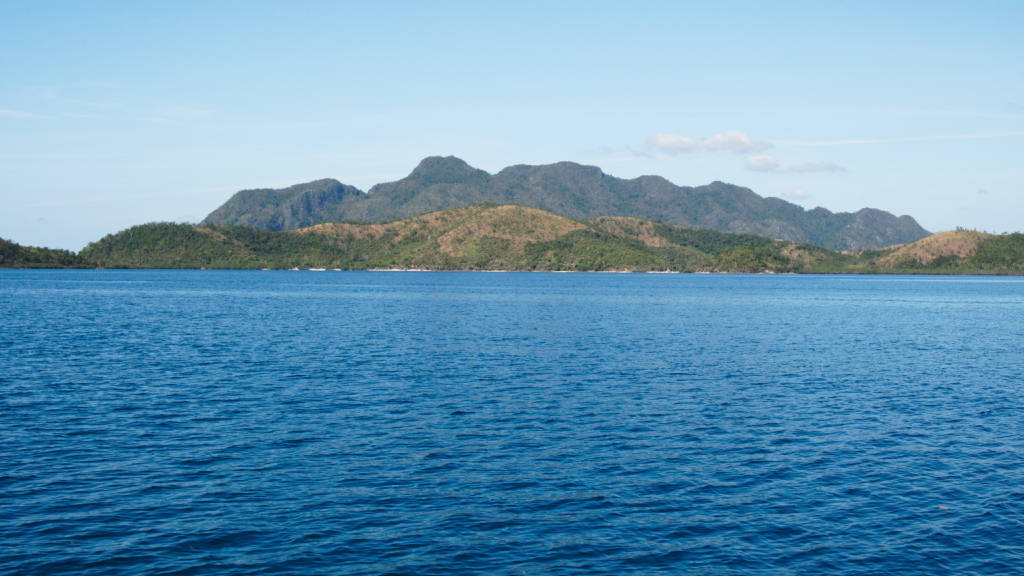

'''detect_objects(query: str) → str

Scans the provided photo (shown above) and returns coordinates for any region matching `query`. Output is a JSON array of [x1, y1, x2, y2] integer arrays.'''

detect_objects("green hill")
[[201, 178, 364, 231], [84, 205, 835, 272], [15, 207, 1022, 274], [848, 230, 1024, 274], [202, 156, 930, 250], [1, 237, 82, 268]]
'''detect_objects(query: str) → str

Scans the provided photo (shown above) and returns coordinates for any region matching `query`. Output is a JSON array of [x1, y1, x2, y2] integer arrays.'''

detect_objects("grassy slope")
[[837, 230, 1024, 274]]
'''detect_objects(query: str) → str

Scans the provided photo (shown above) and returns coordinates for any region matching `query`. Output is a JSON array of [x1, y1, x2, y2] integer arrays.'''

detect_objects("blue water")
[[2, 270, 1023, 575]]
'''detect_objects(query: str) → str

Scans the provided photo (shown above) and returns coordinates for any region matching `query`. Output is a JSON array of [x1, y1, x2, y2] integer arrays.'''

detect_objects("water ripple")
[[2, 270, 1023, 574]]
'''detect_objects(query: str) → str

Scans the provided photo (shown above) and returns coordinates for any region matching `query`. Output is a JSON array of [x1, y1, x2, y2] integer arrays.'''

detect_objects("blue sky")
[[2, 0, 1022, 250]]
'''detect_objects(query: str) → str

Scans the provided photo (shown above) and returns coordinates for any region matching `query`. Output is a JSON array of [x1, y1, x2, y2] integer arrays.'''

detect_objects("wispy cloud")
[[645, 133, 699, 154], [784, 131, 1024, 147], [646, 130, 771, 155], [745, 154, 779, 172], [700, 130, 772, 153], [0, 108, 47, 119], [744, 154, 846, 173], [788, 188, 811, 201]]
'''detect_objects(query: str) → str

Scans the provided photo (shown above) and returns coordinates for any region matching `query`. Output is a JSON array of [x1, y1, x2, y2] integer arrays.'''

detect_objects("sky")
[[1, 1, 1022, 250]]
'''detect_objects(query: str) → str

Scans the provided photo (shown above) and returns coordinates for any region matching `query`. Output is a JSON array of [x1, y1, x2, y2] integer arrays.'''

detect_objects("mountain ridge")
[[201, 156, 930, 250]]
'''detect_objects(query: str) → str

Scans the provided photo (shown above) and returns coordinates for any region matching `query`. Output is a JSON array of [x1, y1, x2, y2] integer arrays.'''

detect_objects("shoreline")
[[3, 266, 1019, 276]]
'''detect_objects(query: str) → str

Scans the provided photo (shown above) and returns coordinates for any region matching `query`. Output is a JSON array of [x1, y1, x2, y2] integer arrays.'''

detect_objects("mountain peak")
[[286, 178, 343, 190], [409, 156, 489, 182], [201, 177, 362, 230]]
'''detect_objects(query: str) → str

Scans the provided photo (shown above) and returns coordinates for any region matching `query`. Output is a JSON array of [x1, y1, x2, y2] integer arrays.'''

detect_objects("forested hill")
[[74, 206, 1024, 274], [1, 237, 82, 268], [87, 206, 826, 272], [201, 156, 930, 250], [202, 179, 363, 230]]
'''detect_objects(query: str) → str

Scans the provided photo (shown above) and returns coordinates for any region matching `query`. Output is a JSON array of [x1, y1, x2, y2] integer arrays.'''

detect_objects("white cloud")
[[745, 154, 779, 172], [645, 132, 842, 174], [777, 188, 811, 203], [701, 130, 772, 153], [645, 133, 699, 154], [646, 130, 771, 155]]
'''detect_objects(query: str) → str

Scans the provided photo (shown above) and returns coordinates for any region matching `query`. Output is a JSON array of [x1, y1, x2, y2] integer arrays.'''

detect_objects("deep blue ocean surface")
[[2, 270, 1023, 575]]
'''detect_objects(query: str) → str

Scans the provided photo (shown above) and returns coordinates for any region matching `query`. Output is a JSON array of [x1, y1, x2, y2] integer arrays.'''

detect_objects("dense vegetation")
[[6, 209, 1023, 274], [969, 234, 1024, 271], [78, 223, 346, 269], [1, 237, 82, 268], [75, 207, 838, 272], [202, 156, 930, 250], [33, 206, 1019, 274]]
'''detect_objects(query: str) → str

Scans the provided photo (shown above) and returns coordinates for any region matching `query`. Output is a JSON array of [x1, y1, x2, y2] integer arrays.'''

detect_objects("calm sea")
[[2, 270, 1023, 575]]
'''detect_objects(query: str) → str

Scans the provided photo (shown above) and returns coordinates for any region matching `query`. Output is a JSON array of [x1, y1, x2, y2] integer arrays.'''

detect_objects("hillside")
[[22, 207, 1022, 274], [85, 206, 835, 272], [1, 237, 82, 268], [202, 156, 930, 250], [202, 178, 363, 230], [852, 230, 1024, 274], [875, 230, 993, 267]]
